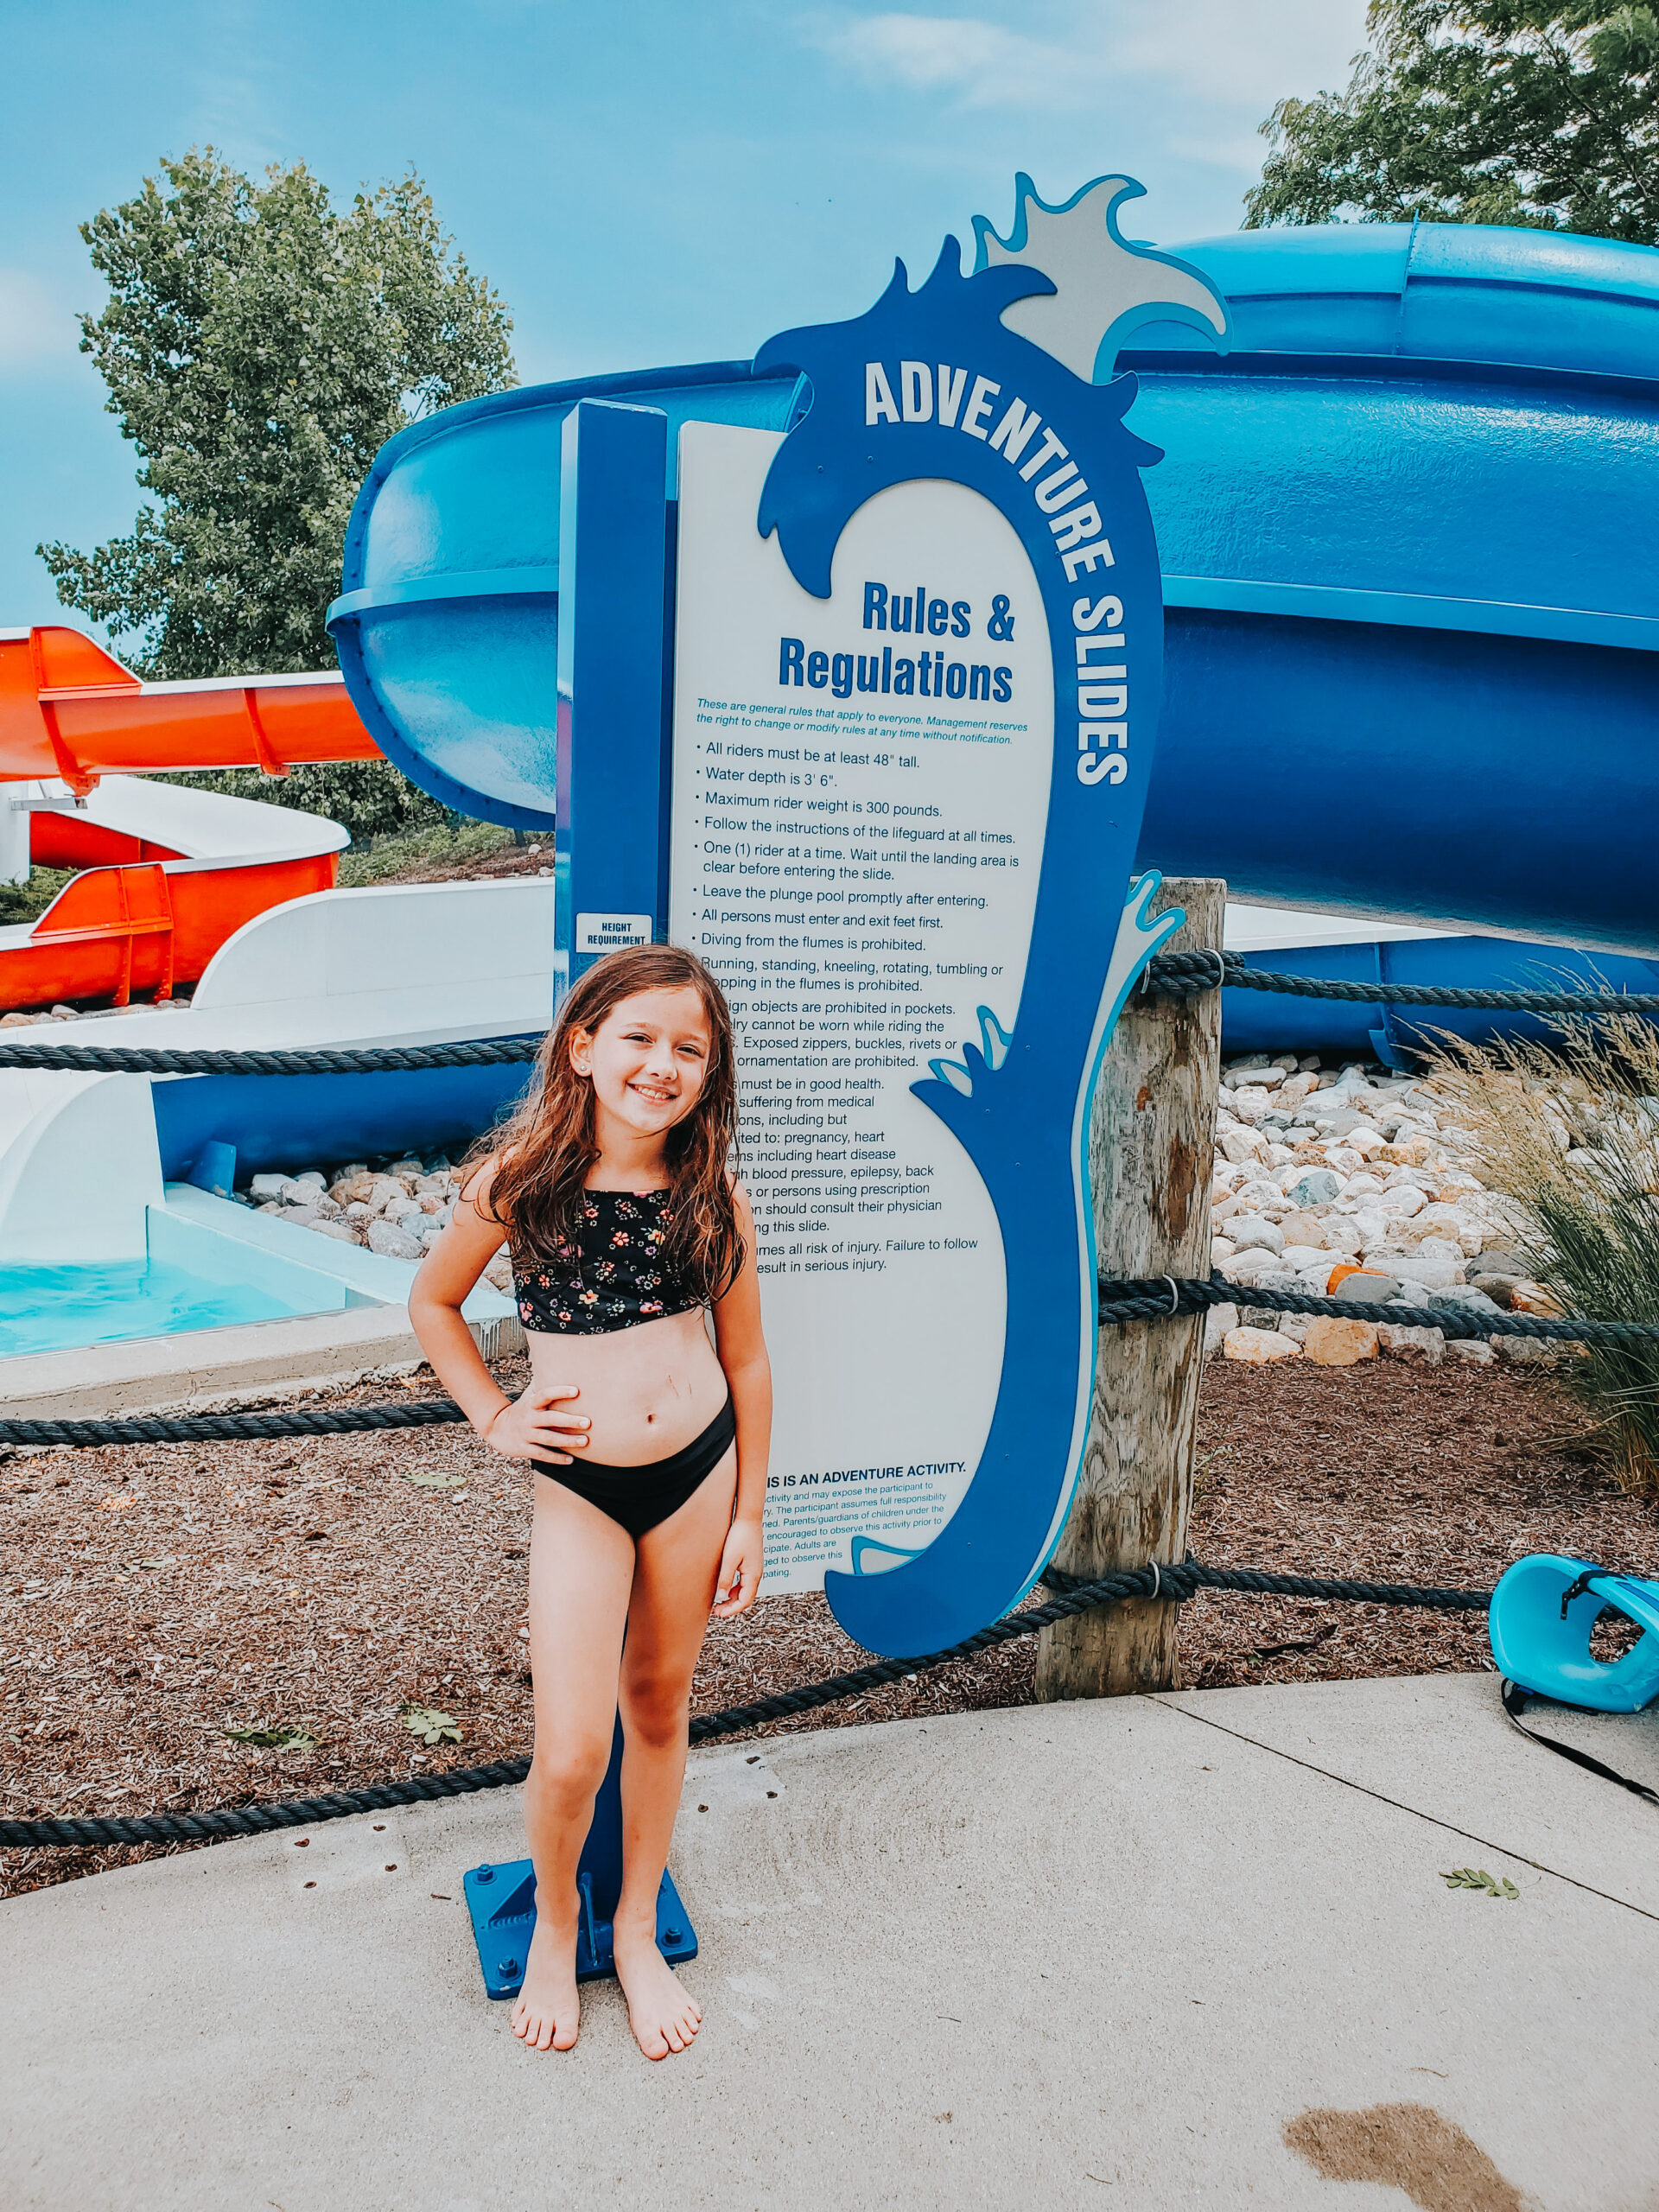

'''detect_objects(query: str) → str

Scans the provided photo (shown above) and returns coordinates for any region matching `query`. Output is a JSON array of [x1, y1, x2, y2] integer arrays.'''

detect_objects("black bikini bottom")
[[538, 1395, 736, 1538]]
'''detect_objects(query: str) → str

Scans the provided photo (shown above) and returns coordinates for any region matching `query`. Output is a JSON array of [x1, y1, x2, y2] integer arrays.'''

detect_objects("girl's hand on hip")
[[711, 1515, 763, 1618], [482, 1387, 590, 1465]]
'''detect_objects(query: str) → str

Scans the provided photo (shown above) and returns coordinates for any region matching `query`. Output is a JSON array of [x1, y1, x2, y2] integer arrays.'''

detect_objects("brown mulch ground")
[[3, 1357, 1654, 1901]]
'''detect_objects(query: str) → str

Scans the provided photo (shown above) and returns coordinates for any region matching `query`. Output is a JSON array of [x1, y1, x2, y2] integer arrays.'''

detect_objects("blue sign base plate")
[[463, 1858, 698, 2000]]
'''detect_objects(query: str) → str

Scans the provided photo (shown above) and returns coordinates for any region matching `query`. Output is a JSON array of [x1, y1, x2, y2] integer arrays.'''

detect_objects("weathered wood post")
[[1035, 878, 1225, 1700]]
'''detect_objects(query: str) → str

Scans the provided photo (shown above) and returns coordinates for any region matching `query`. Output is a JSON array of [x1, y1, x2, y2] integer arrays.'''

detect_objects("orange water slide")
[[0, 626, 378, 787], [0, 626, 383, 1011]]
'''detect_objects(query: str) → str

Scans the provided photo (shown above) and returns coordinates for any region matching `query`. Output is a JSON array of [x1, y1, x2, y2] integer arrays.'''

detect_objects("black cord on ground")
[[1499, 1681, 1659, 1808], [0, 1560, 1493, 1848]]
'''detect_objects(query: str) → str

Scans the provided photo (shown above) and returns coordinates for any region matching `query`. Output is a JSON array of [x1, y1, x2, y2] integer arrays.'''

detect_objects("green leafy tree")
[[39, 149, 516, 838], [1246, 3, 1659, 243]]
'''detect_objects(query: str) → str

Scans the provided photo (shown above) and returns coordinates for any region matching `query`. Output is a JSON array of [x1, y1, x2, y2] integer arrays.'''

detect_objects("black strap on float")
[[1500, 1679, 1659, 1808]]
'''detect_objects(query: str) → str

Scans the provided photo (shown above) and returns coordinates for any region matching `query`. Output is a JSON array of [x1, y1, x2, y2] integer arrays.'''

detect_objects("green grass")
[[1432, 1012, 1659, 1497], [0, 868, 75, 928], [335, 818, 518, 888]]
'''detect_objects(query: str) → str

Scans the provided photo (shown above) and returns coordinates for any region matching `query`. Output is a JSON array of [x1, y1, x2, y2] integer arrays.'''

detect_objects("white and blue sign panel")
[[671, 427, 1053, 1590], [670, 186, 1229, 1657]]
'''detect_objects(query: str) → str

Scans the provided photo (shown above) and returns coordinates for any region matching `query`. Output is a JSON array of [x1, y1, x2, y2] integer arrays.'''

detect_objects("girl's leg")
[[611, 1443, 738, 2060], [512, 1476, 637, 2052]]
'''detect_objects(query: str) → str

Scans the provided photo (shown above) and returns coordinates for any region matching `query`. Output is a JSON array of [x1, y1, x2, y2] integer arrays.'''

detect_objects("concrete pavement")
[[3, 1671, 1656, 2210]]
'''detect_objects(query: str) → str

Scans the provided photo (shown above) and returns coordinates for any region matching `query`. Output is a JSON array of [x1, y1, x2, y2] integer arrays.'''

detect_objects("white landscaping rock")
[[1203, 1301, 1239, 1355], [1274, 1211, 1330, 1249], [367, 1219, 424, 1262], [1493, 1334, 1562, 1367], [1217, 1252, 1275, 1283], [289, 1190, 345, 1221], [1376, 1185, 1427, 1220], [1229, 1217, 1286, 1256], [249, 1173, 289, 1202], [1398, 1212, 1460, 1248], [1376, 1323, 1446, 1364], [1218, 1127, 1267, 1166], [305, 1218, 358, 1244], [1223, 1325, 1301, 1363], [1283, 1167, 1341, 1209], [1446, 1339, 1495, 1367]]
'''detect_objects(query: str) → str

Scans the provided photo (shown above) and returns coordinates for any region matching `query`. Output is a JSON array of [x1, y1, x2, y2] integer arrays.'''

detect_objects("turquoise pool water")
[[0, 1255, 319, 1357]]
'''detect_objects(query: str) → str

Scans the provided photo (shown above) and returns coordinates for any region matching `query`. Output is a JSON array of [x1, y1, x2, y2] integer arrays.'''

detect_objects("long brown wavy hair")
[[471, 944, 744, 1301]]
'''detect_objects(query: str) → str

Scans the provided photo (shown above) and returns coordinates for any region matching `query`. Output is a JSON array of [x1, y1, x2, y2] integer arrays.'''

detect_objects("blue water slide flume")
[[327, 219, 1659, 957], [327, 365, 807, 828], [1128, 219, 1659, 956]]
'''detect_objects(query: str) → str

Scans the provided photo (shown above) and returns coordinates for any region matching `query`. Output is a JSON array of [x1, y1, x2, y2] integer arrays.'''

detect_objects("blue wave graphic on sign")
[[753, 226, 1211, 1658]]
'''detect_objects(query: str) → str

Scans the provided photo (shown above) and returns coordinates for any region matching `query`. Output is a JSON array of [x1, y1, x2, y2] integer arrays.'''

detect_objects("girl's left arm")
[[709, 1179, 771, 1618]]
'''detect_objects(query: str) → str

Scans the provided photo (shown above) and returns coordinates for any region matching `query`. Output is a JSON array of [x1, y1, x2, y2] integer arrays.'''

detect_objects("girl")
[[410, 944, 770, 2062]]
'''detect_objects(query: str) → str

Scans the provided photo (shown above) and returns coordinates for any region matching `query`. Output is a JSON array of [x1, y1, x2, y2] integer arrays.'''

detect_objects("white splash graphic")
[[973, 173, 1229, 382]]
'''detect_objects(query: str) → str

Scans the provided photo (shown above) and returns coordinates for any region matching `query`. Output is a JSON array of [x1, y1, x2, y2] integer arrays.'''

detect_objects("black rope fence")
[[1, 958, 1654, 1082], [0, 1401, 470, 1449], [1148, 948, 1659, 1014], [0, 1034, 541, 1077], [0, 1559, 1492, 1849], [1096, 1274, 1659, 1347], [0, 1276, 1648, 1455]]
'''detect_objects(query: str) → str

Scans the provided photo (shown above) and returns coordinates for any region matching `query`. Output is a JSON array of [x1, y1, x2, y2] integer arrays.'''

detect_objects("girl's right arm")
[[406, 1160, 591, 1465]]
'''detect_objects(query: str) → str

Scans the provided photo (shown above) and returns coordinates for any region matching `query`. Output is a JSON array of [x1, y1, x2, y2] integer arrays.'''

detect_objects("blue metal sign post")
[[554, 397, 674, 1000]]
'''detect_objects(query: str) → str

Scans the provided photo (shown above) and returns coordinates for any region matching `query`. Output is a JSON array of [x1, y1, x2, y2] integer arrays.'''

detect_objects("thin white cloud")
[[817, 13, 1091, 108], [811, 2, 1368, 131], [0, 271, 77, 372]]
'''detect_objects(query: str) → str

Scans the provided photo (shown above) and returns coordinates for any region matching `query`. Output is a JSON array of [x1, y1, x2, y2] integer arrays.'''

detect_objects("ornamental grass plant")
[[1428, 1009, 1659, 1497]]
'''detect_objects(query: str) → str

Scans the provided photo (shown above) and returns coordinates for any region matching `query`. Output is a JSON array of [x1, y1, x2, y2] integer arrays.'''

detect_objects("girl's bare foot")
[[510, 1903, 581, 2051], [612, 1926, 702, 2059]]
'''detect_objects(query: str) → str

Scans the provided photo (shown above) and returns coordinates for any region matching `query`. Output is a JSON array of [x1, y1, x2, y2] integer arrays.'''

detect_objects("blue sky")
[[0, 0, 1369, 645]]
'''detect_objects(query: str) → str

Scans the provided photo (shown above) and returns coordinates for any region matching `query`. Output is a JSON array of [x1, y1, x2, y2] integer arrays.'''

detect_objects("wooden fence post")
[[1034, 877, 1225, 1700]]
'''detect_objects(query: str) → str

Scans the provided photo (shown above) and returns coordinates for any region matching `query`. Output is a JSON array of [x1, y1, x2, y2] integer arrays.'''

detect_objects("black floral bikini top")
[[512, 1188, 702, 1337]]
